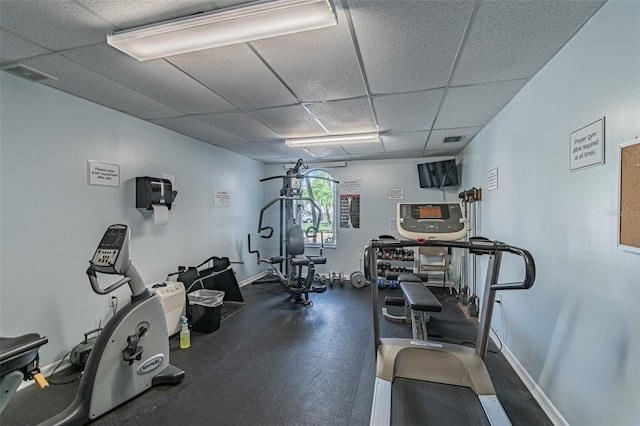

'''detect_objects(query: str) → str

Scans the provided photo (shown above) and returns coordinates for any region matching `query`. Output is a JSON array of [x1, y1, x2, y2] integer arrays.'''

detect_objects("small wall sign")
[[387, 188, 405, 200], [488, 167, 498, 191], [570, 118, 605, 171], [214, 189, 230, 207], [88, 160, 120, 187]]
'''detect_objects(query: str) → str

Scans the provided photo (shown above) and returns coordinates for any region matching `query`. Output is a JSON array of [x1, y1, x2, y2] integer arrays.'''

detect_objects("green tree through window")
[[300, 169, 337, 247]]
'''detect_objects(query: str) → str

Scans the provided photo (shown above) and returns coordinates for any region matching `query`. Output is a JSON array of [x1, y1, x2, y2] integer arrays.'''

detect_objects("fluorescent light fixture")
[[107, 0, 337, 61], [285, 133, 381, 147]]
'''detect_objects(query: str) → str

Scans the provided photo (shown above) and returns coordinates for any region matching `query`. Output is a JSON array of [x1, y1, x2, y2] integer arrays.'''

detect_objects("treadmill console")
[[90, 224, 130, 274], [397, 202, 467, 241]]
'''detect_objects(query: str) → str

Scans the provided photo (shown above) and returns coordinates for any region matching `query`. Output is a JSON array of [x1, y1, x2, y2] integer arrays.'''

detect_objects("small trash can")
[[188, 289, 225, 333]]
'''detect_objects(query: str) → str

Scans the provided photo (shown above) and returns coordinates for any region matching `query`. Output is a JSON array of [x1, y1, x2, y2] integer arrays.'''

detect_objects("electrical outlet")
[[495, 293, 502, 304]]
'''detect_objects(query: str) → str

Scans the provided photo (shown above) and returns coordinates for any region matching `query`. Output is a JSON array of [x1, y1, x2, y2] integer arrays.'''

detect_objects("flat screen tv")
[[417, 159, 459, 188]]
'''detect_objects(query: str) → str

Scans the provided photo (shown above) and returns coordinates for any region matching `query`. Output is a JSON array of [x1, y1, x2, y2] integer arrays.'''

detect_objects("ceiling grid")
[[0, 0, 606, 163]]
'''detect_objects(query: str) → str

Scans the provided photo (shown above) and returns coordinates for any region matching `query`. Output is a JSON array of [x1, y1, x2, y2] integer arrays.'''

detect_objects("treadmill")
[[366, 202, 536, 425]]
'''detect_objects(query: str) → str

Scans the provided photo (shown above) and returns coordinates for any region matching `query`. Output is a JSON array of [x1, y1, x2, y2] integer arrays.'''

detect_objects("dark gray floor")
[[1, 282, 551, 426]]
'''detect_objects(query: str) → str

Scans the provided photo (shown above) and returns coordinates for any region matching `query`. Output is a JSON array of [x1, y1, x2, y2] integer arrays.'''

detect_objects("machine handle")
[[259, 226, 274, 239], [86, 266, 131, 295], [491, 246, 536, 290]]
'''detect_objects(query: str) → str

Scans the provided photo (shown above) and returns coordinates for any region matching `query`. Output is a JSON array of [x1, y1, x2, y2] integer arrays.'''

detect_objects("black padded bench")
[[383, 274, 442, 340]]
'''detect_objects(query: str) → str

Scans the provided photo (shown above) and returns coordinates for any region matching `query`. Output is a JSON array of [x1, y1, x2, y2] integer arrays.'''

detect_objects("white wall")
[[0, 73, 265, 365], [457, 1, 639, 425], [263, 159, 460, 277]]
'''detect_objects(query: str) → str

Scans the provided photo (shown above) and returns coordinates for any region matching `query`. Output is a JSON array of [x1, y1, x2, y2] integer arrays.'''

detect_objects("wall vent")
[[1, 63, 57, 82], [443, 136, 464, 143]]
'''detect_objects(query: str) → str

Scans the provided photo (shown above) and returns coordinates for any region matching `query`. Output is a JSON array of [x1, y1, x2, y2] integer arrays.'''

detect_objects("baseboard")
[[490, 332, 568, 426], [238, 270, 268, 287]]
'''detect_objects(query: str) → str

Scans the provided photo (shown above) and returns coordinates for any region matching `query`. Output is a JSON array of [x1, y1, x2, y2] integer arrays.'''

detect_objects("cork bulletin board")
[[619, 138, 640, 252]]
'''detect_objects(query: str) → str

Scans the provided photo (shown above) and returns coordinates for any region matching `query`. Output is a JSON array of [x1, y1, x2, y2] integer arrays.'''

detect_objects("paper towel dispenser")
[[136, 176, 174, 210]]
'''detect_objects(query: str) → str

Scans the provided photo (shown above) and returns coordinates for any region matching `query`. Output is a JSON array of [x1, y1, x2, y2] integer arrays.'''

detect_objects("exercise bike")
[[1, 224, 184, 424]]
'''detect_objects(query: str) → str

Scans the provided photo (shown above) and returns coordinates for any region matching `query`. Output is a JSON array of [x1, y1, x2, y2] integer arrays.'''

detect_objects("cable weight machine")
[[248, 159, 339, 306], [458, 187, 482, 316]]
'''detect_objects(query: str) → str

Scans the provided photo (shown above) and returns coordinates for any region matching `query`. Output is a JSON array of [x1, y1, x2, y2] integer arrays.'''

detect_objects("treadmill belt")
[[391, 378, 490, 426]]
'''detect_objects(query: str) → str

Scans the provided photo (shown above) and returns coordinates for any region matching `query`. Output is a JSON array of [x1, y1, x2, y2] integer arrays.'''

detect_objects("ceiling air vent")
[[443, 136, 464, 144], [1, 63, 57, 82]]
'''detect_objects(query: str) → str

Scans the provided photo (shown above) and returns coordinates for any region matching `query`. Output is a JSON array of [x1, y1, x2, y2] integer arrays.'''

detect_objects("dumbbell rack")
[[376, 248, 415, 288]]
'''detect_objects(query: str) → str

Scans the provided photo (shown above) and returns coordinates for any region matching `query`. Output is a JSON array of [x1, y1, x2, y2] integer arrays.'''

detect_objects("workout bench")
[[382, 274, 442, 340]]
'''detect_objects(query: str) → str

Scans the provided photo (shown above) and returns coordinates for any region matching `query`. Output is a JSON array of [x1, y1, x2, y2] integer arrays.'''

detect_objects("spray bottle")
[[180, 316, 190, 349]]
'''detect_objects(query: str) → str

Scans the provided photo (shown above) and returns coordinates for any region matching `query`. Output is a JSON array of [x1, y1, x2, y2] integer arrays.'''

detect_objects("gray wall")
[[457, 1, 639, 424], [0, 73, 266, 364]]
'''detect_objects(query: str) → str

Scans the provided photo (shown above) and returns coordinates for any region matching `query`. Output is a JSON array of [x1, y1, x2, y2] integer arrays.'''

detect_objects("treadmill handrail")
[[365, 238, 535, 291]]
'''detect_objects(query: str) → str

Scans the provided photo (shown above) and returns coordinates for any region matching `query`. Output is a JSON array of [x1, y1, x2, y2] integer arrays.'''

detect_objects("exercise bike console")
[[90, 225, 129, 274], [86, 225, 147, 298]]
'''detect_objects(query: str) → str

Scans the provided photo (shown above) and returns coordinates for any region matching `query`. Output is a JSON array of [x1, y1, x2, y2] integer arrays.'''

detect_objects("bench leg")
[[409, 309, 430, 340]]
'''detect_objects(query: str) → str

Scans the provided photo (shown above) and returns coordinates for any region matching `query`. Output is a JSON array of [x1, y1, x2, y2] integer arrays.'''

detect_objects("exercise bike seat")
[[0, 333, 48, 376]]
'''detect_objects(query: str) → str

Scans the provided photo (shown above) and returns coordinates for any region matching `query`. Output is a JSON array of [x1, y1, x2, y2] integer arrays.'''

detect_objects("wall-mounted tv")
[[417, 159, 459, 188]]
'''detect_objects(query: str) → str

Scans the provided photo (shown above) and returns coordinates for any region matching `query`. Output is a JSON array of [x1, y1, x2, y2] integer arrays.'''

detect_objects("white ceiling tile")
[[21, 54, 182, 119], [62, 44, 236, 114], [348, 152, 390, 161], [452, 1, 605, 85], [425, 127, 482, 151], [0, 0, 115, 50], [305, 97, 377, 134], [347, 0, 475, 94], [197, 111, 283, 141], [308, 152, 352, 162], [374, 90, 444, 132], [79, 0, 218, 29], [223, 140, 308, 160], [435, 80, 527, 129], [251, 105, 325, 138], [148, 116, 246, 146], [167, 44, 298, 110], [251, 5, 366, 102], [382, 131, 429, 153], [298, 145, 347, 158], [0, 30, 52, 63], [341, 142, 384, 154]]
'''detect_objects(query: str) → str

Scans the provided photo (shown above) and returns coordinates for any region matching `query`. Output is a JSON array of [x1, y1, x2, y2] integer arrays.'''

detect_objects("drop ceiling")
[[0, 0, 605, 164]]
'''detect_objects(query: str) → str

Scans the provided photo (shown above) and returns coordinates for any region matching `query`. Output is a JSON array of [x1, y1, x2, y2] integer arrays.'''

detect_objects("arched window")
[[299, 169, 337, 247]]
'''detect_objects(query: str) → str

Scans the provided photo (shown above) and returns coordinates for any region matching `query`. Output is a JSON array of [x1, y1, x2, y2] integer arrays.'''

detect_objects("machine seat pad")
[[0, 333, 47, 375], [307, 256, 326, 265], [400, 281, 442, 312]]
